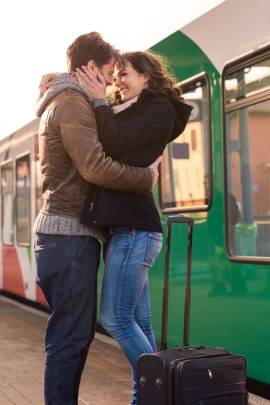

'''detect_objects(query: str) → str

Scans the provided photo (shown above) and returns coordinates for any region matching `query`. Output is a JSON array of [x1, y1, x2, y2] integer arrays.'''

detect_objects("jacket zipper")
[[89, 190, 98, 212]]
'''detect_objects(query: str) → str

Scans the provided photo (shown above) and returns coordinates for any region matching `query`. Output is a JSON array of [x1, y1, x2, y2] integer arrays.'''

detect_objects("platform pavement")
[[0, 295, 132, 405], [0, 295, 269, 405]]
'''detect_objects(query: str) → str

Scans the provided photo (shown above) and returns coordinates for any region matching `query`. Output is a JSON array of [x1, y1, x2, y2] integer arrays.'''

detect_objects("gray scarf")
[[35, 73, 92, 118]]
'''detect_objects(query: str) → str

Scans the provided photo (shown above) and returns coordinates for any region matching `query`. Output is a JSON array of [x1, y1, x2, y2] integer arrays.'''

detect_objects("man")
[[34, 32, 159, 405]]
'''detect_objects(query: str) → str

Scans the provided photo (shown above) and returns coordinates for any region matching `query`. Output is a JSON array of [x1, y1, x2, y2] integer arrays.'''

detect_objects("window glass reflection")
[[225, 58, 270, 104], [226, 100, 270, 257], [16, 155, 31, 245], [1, 162, 14, 245], [160, 77, 210, 211]]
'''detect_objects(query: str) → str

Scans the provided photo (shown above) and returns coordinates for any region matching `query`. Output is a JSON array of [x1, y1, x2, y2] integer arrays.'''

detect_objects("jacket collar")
[[111, 96, 138, 115], [35, 73, 92, 118]]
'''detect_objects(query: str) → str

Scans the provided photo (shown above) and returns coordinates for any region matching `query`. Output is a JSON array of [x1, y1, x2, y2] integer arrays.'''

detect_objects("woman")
[[75, 51, 192, 405]]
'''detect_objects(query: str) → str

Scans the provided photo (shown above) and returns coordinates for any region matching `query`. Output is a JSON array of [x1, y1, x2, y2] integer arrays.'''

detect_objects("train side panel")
[[0, 119, 46, 304], [149, 25, 270, 394]]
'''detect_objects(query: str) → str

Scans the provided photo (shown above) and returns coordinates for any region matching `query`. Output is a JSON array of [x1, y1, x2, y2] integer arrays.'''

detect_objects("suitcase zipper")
[[198, 364, 244, 378]]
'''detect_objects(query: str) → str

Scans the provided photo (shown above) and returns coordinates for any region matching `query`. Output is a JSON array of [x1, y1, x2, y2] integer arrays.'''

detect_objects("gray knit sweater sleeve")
[[92, 98, 109, 108]]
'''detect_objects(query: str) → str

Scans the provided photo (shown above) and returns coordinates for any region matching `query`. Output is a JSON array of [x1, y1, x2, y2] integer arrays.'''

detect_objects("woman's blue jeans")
[[100, 227, 163, 405], [34, 233, 101, 405]]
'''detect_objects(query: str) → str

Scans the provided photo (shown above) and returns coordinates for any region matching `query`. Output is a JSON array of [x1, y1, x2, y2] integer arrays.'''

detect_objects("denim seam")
[[134, 305, 147, 336], [50, 237, 76, 402], [72, 235, 88, 261], [107, 234, 135, 329], [148, 233, 163, 241], [144, 234, 163, 266], [144, 235, 154, 266], [123, 235, 135, 265]]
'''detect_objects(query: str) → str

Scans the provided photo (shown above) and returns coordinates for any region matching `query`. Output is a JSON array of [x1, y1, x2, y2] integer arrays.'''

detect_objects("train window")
[[16, 154, 31, 246], [35, 156, 42, 215], [1, 161, 14, 245], [159, 74, 211, 212], [35, 135, 42, 216], [224, 49, 270, 261], [225, 57, 270, 106]]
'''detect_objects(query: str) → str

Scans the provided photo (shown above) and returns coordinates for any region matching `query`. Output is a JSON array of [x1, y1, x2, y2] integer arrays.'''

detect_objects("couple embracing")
[[34, 31, 192, 405]]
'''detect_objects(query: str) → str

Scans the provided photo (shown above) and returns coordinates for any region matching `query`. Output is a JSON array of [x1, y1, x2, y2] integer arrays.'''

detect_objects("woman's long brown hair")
[[113, 51, 183, 105]]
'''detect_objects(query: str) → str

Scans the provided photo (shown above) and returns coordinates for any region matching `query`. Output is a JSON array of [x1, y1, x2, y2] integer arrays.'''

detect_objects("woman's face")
[[114, 61, 148, 102]]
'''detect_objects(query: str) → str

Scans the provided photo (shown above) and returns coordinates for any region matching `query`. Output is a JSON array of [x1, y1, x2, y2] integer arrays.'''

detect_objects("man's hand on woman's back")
[[148, 156, 162, 189]]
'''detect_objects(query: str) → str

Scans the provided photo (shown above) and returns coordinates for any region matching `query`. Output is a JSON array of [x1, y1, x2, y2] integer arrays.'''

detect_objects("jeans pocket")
[[34, 233, 60, 250], [71, 236, 89, 261], [144, 233, 163, 266], [34, 235, 62, 289]]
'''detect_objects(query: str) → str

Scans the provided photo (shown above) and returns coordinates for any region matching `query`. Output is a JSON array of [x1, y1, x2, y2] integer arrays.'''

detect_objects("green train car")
[[0, 0, 270, 399], [140, 0, 270, 398], [110, 0, 270, 397]]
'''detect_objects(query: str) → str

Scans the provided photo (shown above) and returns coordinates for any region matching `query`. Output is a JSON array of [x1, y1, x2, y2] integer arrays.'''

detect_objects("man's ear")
[[87, 60, 98, 74]]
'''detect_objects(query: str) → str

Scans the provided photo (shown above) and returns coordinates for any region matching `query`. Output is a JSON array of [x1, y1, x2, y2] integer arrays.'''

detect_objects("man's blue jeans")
[[100, 227, 163, 405], [34, 233, 101, 405]]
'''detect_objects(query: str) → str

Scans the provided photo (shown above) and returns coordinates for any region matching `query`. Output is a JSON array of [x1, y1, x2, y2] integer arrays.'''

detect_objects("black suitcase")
[[137, 215, 248, 405]]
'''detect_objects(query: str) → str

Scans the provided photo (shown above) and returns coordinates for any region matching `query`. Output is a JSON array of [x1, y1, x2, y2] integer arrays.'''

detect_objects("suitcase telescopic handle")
[[177, 346, 205, 351], [161, 215, 194, 351]]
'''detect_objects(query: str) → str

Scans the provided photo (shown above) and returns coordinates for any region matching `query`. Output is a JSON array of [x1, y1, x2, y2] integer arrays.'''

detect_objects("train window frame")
[[1, 159, 14, 246], [224, 49, 270, 113], [222, 43, 270, 264], [15, 152, 31, 247], [158, 72, 212, 214]]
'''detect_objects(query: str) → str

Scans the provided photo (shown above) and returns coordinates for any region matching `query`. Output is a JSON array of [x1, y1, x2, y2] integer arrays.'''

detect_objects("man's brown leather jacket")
[[38, 89, 152, 219]]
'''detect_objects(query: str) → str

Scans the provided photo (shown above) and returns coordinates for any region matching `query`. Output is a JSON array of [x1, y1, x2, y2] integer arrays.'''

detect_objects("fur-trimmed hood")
[[35, 73, 92, 118]]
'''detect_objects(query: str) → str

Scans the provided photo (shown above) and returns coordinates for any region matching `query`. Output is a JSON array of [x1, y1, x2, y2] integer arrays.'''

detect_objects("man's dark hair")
[[66, 31, 120, 73]]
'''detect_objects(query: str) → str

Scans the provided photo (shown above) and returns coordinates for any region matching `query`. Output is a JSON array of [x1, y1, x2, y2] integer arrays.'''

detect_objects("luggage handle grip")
[[176, 346, 205, 351], [166, 215, 194, 226]]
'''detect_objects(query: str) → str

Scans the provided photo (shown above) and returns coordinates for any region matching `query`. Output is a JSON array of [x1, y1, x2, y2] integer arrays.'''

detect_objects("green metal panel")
[[96, 30, 270, 388], [149, 31, 270, 386]]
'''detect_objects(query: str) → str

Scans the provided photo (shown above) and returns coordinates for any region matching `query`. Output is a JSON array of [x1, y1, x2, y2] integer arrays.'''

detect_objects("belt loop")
[[132, 228, 135, 233]]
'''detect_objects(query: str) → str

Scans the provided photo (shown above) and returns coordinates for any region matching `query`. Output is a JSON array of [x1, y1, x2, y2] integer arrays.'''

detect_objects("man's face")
[[97, 57, 116, 87]]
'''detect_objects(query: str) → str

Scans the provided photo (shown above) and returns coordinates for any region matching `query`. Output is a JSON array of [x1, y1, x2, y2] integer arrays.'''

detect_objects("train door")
[[0, 120, 46, 304], [1, 152, 32, 298], [156, 73, 213, 344]]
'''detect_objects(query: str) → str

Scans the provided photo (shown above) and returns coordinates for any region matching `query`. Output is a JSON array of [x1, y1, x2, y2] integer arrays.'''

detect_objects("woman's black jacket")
[[81, 89, 192, 232]]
